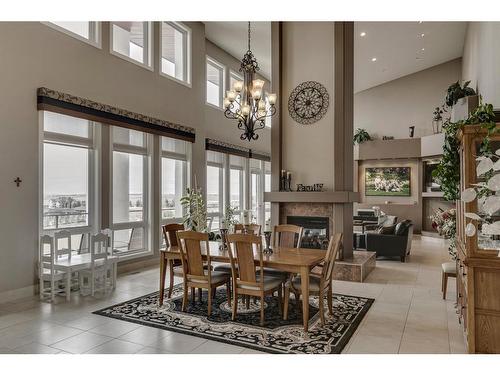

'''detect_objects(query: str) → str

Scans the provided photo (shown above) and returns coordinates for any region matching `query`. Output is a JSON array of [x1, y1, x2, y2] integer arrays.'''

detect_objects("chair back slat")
[[322, 234, 343, 283], [54, 230, 72, 259], [90, 232, 109, 263], [162, 223, 184, 248], [226, 234, 262, 286], [177, 231, 210, 280], [274, 224, 303, 248]]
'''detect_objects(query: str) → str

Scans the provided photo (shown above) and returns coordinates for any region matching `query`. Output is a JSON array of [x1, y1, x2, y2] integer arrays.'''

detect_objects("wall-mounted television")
[[365, 167, 411, 196]]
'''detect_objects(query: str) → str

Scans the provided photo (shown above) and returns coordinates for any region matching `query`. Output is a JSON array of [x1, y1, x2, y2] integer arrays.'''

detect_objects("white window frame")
[[159, 138, 191, 248], [39, 112, 99, 242], [159, 21, 192, 87], [110, 128, 152, 259], [206, 56, 226, 110], [42, 22, 101, 48], [110, 21, 153, 71], [250, 160, 266, 226], [206, 155, 225, 231], [228, 156, 245, 217]]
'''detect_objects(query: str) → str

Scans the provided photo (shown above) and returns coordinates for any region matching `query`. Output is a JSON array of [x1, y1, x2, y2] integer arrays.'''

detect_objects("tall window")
[[264, 161, 271, 223], [45, 22, 100, 47], [206, 57, 225, 108], [41, 112, 96, 251], [229, 155, 245, 215], [206, 151, 224, 231], [160, 22, 191, 84], [250, 159, 267, 226], [111, 127, 150, 255], [111, 22, 152, 68], [160, 137, 191, 246]]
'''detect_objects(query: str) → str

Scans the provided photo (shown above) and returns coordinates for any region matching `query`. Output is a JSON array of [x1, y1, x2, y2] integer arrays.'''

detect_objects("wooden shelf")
[[264, 191, 360, 203]]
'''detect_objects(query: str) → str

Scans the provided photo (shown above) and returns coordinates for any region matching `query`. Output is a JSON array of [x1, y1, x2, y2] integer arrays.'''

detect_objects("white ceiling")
[[354, 22, 467, 92], [204, 22, 271, 80], [204, 22, 467, 93]]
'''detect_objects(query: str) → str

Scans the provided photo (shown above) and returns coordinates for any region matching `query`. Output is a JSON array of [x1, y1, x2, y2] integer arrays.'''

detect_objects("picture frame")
[[365, 167, 411, 196]]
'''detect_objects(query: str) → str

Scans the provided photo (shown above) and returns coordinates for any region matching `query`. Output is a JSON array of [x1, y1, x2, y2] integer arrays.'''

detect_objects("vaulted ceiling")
[[205, 21, 467, 93]]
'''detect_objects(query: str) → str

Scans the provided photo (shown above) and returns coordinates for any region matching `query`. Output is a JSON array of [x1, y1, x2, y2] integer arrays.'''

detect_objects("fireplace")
[[287, 216, 329, 249]]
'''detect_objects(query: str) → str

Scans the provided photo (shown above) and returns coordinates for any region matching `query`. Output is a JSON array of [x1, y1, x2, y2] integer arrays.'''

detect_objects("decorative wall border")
[[37, 87, 196, 142]]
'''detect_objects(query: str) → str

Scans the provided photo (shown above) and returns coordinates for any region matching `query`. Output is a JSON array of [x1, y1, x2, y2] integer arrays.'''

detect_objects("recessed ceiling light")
[[421, 48, 425, 51], [371, 57, 377, 62], [421, 33, 425, 37], [360, 32, 366, 37]]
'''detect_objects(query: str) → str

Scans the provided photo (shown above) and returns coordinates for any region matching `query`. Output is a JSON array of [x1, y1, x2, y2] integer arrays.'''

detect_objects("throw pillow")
[[378, 224, 396, 235], [395, 220, 412, 236]]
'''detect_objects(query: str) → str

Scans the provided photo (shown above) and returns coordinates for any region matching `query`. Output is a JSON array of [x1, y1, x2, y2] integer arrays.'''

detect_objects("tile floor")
[[0, 235, 466, 354]]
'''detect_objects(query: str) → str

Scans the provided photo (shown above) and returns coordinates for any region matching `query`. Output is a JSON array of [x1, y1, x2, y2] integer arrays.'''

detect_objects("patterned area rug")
[[93, 285, 373, 354]]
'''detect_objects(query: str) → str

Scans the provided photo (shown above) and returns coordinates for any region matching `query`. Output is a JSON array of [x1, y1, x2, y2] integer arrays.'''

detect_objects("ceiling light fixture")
[[421, 48, 425, 51], [371, 57, 377, 62], [223, 22, 276, 142], [421, 33, 425, 37], [360, 32, 366, 37]]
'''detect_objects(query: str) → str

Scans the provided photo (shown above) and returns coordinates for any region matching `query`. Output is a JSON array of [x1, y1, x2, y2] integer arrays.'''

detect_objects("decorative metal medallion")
[[288, 81, 329, 125]]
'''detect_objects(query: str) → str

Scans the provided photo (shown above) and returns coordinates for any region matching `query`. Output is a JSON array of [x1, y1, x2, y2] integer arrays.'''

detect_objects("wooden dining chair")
[[226, 233, 284, 326], [234, 223, 262, 236], [273, 224, 303, 248], [177, 230, 231, 315], [283, 233, 342, 326], [161, 223, 185, 299]]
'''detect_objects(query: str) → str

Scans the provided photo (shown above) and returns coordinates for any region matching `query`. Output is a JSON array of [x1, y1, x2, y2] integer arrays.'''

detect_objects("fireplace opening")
[[286, 216, 329, 249]]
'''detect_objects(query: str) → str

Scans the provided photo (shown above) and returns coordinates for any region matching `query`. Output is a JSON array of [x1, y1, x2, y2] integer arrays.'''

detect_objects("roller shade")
[[37, 87, 196, 142]]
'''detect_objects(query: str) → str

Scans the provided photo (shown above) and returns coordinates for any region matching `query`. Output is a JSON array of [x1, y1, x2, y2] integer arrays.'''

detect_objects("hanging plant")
[[353, 128, 372, 144]]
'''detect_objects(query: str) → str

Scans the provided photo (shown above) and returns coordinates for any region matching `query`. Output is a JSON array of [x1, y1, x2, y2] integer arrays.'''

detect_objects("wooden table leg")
[[159, 253, 166, 306], [301, 265, 310, 332]]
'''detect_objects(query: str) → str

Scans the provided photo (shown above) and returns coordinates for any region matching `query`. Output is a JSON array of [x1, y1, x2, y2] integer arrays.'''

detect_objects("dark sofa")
[[365, 221, 413, 262]]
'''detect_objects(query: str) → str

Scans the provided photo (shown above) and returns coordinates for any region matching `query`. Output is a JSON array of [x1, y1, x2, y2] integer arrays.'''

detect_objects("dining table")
[[159, 241, 326, 331]]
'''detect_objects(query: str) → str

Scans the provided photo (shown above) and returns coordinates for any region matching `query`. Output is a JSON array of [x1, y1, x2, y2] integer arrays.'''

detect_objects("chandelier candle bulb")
[[241, 104, 250, 116], [223, 98, 231, 108], [233, 81, 244, 92], [253, 79, 265, 90], [252, 89, 262, 100], [227, 91, 236, 102], [268, 93, 277, 105]]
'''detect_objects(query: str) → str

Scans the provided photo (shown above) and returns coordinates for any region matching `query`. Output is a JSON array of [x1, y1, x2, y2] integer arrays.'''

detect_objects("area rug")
[[93, 285, 373, 354]]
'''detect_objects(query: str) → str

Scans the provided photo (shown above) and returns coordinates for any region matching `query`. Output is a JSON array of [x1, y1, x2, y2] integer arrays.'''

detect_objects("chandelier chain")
[[247, 21, 251, 51]]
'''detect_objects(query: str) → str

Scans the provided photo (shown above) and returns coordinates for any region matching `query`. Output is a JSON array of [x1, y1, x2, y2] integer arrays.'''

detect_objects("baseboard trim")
[[0, 284, 37, 303]]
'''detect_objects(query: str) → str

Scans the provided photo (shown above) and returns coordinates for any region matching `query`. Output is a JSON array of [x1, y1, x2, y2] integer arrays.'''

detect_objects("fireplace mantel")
[[264, 191, 359, 203]]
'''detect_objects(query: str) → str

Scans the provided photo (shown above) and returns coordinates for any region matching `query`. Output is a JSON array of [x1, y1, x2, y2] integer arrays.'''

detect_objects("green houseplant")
[[353, 128, 372, 144], [445, 80, 477, 108], [180, 187, 207, 232]]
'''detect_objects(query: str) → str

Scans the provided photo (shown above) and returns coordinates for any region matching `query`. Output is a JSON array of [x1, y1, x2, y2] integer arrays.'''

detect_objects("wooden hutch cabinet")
[[457, 124, 500, 353]]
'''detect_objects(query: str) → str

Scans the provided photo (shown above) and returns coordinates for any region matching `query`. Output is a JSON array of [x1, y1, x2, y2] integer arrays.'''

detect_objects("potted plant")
[[445, 80, 478, 122], [353, 128, 372, 144], [180, 187, 207, 232]]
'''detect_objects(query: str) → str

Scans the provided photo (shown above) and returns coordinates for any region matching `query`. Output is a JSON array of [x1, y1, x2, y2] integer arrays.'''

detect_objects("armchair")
[[365, 222, 413, 262]]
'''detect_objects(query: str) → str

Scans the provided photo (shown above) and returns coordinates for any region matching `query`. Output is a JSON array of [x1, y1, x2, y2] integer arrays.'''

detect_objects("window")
[[111, 22, 152, 68], [160, 22, 191, 85], [206, 151, 224, 231], [250, 159, 267, 226], [264, 161, 271, 223], [41, 112, 97, 253], [45, 22, 100, 47], [160, 137, 191, 247], [111, 127, 150, 255], [206, 57, 225, 108], [229, 155, 245, 214]]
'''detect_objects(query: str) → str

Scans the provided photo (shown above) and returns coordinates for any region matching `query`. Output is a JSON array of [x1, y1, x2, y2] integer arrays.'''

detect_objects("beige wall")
[[354, 58, 462, 139], [0, 22, 270, 295], [281, 22, 335, 190], [462, 22, 500, 107]]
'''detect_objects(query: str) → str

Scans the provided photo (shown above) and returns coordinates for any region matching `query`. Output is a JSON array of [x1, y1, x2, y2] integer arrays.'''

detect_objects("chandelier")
[[223, 22, 277, 141]]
